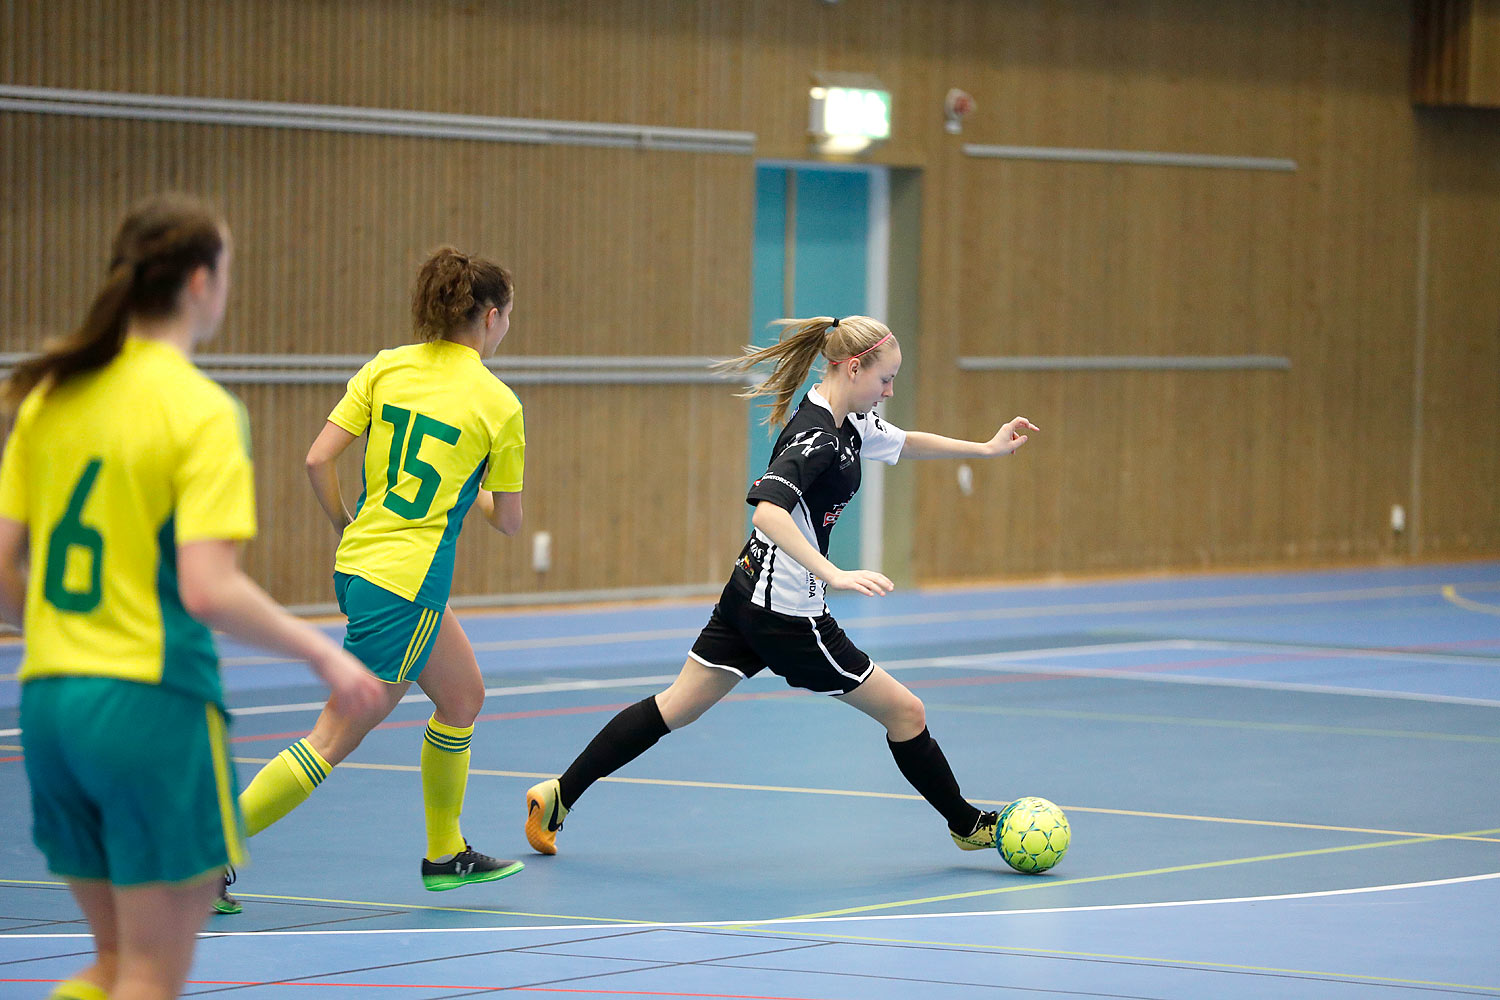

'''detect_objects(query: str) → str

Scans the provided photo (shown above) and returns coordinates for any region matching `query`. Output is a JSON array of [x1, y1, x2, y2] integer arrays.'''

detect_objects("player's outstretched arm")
[[900, 417, 1038, 460], [475, 489, 523, 535], [751, 501, 893, 597], [178, 538, 384, 715], [305, 421, 359, 534]]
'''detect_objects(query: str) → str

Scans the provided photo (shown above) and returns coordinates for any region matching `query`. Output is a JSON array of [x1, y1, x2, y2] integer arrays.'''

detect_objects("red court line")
[[231, 690, 820, 746], [1109, 651, 1307, 675], [223, 642, 1488, 750], [1406, 637, 1500, 650], [221, 658, 1286, 748], [230, 701, 642, 746], [511, 989, 837, 999], [903, 672, 1079, 689], [4, 980, 835, 999]]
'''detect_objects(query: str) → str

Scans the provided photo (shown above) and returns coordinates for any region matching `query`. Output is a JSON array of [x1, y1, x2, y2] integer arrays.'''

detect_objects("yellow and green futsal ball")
[[997, 796, 1070, 874]]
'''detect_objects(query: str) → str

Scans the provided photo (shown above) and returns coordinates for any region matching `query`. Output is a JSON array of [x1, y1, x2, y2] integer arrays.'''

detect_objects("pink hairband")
[[828, 329, 892, 365]]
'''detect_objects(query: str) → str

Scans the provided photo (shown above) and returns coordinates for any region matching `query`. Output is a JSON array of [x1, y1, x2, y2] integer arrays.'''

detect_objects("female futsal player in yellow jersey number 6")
[[0, 194, 383, 1000], [236, 246, 527, 900]]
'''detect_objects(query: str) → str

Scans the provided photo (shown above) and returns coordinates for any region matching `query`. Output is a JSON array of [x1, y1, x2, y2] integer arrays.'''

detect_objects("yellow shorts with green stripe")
[[20, 676, 246, 886], [334, 571, 443, 684]]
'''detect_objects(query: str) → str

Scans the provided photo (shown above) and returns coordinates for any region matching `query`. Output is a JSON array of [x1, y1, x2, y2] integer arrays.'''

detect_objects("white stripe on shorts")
[[688, 650, 748, 678], [808, 617, 872, 687]]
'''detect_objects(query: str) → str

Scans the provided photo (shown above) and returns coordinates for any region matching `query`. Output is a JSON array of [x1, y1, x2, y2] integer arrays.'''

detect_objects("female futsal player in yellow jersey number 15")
[[0, 194, 383, 1000], [234, 246, 528, 901]]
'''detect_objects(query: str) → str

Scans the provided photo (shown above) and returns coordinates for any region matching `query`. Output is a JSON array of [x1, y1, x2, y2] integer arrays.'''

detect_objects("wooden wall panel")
[[232, 383, 747, 605], [1414, 114, 1500, 556], [3, 0, 1498, 603], [1414, 0, 1500, 106], [926, 158, 1300, 577], [0, 94, 753, 606], [0, 114, 750, 358], [911, 0, 1465, 581]]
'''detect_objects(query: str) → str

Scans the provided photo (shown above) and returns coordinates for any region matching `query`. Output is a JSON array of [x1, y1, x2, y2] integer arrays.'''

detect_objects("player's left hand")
[[985, 417, 1038, 456]]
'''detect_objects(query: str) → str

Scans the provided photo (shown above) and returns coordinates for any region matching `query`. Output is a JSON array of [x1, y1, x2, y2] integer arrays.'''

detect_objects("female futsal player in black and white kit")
[[525, 315, 1037, 856]]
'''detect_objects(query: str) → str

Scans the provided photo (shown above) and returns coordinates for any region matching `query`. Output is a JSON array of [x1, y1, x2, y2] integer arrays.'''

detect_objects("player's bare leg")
[[527, 657, 740, 854], [838, 665, 998, 849], [417, 609, 523, 889]]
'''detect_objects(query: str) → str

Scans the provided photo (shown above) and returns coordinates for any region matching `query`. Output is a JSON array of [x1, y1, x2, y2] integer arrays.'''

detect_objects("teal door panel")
[[749, 166, 871, 572]]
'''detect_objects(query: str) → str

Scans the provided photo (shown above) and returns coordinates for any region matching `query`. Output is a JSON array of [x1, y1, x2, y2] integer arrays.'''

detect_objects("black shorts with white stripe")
[[689, 582, 874, 695]]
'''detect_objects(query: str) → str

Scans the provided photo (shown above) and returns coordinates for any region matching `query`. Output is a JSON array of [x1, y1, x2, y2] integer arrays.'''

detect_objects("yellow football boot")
[[951, 809, 1000, 851], [525, 778, 569, 855]]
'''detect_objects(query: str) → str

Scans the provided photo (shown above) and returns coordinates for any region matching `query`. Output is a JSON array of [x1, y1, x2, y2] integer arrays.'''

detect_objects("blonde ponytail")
[[715, 315, 896, 429]]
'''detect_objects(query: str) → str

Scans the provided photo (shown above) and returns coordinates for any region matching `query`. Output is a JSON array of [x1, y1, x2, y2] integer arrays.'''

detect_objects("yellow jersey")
[[328, 340, 524, 609], [0, 337, 257, 706]]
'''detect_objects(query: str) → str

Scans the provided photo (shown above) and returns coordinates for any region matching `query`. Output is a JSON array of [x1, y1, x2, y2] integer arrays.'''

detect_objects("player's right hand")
[[829, 569, 895, 596], [317, 648, 385, 716]]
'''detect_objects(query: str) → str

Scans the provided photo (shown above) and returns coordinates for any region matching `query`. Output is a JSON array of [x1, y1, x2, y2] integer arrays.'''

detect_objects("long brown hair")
[[714, 315, 896, 428], [411, 246, 513, 342], [3, 193, 226, 409]]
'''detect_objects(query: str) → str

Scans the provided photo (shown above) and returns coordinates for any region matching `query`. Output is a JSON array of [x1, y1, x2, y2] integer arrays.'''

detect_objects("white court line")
[[462, 582, 1494, 652], [162, 644, 1185, 721], [227, 674, 680, 717], [0, 674, 680, 735], [3, 581, 1495, 670], [450, 580, 1500, 630], [1169, 636, 1500, 665], [3, 872, 1497, 940], [3, 638, 1497, 737], [213, 639, 1500, 716], [940, 656, 1500, 709], [184, 580, 1499, 665]]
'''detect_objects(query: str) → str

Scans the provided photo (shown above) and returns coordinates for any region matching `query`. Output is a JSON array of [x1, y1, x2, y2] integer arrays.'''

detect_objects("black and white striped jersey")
[[728, 387, 906, 616]]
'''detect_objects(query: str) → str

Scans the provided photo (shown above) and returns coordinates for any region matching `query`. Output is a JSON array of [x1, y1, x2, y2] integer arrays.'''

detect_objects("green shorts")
[[334, 572, 443, 684], [20, 676, 246, 886]]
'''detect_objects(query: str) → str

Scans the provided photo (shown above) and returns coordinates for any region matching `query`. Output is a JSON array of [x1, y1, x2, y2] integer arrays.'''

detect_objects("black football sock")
[[558, 696, 671, 809], [887, 727, 982, 835]]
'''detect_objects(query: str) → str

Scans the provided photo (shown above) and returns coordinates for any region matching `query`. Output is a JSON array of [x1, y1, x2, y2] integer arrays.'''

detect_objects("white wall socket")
[[532, 530, 552, 572], [1390, 504, 1406, 534]]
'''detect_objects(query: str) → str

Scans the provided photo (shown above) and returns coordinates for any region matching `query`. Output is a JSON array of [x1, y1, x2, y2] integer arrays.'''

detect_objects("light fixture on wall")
[[808, 72, 890, 157]]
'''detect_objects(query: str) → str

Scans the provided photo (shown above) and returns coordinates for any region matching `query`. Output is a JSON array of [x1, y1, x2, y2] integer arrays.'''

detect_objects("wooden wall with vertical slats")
[[1414, 0, 1500, 107], [1412, 112, 1500, 556], [3, 1, 1498, 606], [910, 0, 1500, 581]]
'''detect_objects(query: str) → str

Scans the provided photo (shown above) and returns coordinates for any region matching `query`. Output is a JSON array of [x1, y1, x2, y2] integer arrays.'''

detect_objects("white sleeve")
[[852, 408, 906, 465]]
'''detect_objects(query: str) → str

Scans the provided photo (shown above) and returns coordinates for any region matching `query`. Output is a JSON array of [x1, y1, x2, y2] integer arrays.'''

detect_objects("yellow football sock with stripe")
[[48, 979, 108, 1000], [239, 738, 332, 836], [421, 716, 473, 860]]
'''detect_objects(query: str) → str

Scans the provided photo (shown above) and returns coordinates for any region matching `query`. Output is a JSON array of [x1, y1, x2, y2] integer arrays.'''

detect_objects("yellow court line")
[[781, 826, 1500, 920], [223, 892, 650, 924], [1062, 804, 1500, 843], [1442, 584, 1500, 616], [742, 926, 1500, 994], [233, 756, 1500, 846], [0, 877, 646, 924], [925, 702, 1500, 744], [0, 744, 20, 751]]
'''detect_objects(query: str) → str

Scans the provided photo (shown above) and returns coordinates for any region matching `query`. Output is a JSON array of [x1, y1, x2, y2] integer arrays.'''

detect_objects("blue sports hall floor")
[[2, 560, 1498, 998]]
